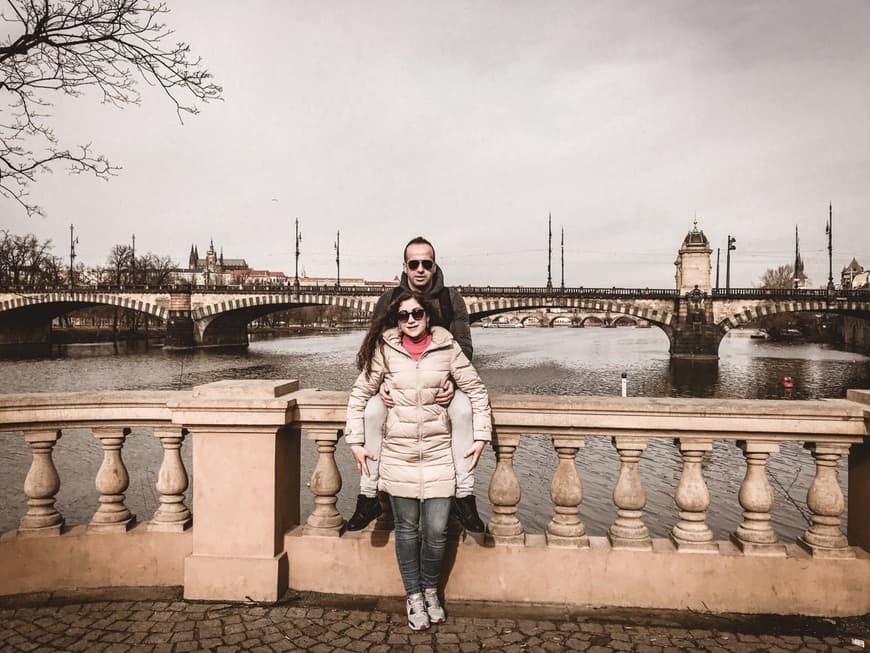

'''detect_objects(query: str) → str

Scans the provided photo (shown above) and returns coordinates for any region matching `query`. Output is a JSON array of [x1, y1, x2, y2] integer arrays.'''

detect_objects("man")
[[346, 236, 486, 532]]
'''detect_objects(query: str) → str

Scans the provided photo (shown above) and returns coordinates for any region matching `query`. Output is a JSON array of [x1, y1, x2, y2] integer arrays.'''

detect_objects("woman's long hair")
[[356, 289, 435, 377]]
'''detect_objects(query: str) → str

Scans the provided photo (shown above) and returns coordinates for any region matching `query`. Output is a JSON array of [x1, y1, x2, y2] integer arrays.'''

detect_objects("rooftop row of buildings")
[[176, 239, 396, 287]]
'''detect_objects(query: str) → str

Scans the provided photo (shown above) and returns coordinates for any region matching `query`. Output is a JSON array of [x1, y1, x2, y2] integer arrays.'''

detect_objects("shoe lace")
[[423, 588, 441, 609], [408, 595, 426, 614]]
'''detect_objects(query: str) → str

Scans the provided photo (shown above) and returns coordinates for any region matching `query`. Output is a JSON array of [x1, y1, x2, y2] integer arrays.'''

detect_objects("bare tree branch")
[[0, 0, 222, 216], [760, 264, 795, 289]]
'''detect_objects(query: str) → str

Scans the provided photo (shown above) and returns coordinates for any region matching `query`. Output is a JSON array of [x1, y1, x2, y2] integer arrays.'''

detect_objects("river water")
[[1, 326, 867, 540]]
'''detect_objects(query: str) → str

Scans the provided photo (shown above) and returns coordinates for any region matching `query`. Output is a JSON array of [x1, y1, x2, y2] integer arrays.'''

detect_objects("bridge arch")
[[580, 315, 607, 327], [716, 298, 870, 333], [192, 292, 379, 347], [466, 298, 674, 331], [613, 315, 639, 327], [190, 292, 377, 322], [467, 299, 674, 348], [0, 292, 168, 321], [548, 315, 574, 327]]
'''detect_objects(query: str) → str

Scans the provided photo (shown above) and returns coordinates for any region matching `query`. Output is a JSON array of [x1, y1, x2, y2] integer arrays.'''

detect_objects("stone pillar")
[[164, 291, 195, 349], [303, 428, 344, 536], [487, 432, 524, 545], [798, 442, 855, 559], [89, 427, 135, 532], [150, 427, 192, 532], [170, 379, 300, 602], [545, 435, 589, 547], [730, 440, 785, 556], [670, 438, 717, 552], [608, 436, 651, 550], [18, 429, 64, 536], [669, 296, 723, 361]]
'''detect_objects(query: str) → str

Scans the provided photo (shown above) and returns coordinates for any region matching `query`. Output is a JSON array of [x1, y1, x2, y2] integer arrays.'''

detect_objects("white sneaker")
[[423, 587, 446, 624], [406, 593, 430, 631]]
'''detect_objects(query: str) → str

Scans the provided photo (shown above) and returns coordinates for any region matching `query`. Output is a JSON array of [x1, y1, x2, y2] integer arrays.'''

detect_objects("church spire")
[[793, 225, 806, 287]]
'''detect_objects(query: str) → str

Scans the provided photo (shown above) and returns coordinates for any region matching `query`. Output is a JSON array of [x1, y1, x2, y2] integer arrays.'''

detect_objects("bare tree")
[[760, 264, 795, 289], [140, 252, 175, 286], [107, 243, 132, 285], [0, 0, 222, 216]]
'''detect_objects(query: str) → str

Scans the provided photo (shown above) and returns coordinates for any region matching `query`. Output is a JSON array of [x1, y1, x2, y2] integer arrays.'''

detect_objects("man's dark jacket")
[[372, 267, 473, 361]]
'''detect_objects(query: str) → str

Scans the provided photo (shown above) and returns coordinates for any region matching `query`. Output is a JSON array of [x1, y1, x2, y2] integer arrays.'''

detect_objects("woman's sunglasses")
[[407, 259, 434, 271], [397, 308, 426, 322]]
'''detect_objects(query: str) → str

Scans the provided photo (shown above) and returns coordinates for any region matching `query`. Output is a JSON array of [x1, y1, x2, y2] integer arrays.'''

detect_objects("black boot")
[[346, 494, 381, 531], [453, 495, 485, 533]]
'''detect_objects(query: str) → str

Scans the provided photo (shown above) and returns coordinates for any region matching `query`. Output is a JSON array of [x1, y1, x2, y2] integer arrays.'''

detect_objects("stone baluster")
[[487, 432, 525, 544], [608, 436, 651, 550], [731, 440, 785, 556], [150, 427, 192, 531], [545, 436, 589, 547], [304, 429, 344, 536], [89, 427, 135, 532], [18, 429, 64, 536], [670, 438, 716, 552], [798, 442, 855, 558]]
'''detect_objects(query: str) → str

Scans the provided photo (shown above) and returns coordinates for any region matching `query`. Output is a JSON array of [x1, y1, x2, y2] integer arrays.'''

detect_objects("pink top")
[[402, 333, 432, 360]]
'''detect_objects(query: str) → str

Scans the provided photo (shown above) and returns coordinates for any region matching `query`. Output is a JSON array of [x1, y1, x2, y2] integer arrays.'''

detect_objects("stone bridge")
[[483, 309, 644, 327], [1, 285, 868, 359]]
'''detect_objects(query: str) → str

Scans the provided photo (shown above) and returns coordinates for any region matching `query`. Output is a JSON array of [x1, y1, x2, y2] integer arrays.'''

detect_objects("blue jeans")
[[389, 496, 452, 596]]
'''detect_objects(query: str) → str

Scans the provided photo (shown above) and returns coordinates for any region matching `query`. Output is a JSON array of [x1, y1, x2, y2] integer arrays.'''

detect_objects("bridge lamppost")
[[131, 233, 136, 287], [725, 235, 736, 291], [546, 213, 553, 291], [826, 203, 835, 292], [715, 247, 720, 290], [294, 218, 302, 293], [68, 224, 78, 290], [334, 230, 340, 288], [560, 226, 565, 291]]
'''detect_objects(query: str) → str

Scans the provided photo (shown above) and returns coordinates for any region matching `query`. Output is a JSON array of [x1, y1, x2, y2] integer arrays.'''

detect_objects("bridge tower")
[[671, 223, 720, 360], [674, 221, 712, 293]]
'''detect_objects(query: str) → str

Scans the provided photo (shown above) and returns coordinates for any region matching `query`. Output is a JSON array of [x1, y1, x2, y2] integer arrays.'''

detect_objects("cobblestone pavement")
[[0, 588, 867, 652]]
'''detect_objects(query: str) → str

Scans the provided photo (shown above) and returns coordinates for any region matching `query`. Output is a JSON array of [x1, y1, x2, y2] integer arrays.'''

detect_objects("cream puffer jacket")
[[345, 326, 492, 499]]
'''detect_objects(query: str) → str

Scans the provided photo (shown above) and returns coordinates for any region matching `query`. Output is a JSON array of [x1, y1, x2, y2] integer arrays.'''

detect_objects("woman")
[[345, 289, 492, 631]]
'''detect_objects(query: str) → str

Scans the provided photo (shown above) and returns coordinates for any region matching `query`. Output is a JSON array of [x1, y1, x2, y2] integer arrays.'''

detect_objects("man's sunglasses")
[[397, 308, 426, 322], [407, 259, 434, 271]]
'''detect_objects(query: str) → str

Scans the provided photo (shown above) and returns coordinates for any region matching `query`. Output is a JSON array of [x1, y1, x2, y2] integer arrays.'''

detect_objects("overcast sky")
[[3, 0, 869, 288]]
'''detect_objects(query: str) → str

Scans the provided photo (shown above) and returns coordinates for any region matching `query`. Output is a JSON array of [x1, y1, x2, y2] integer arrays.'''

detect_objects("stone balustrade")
[[0, 383, 868, 616], [0, 391, 190, 536]]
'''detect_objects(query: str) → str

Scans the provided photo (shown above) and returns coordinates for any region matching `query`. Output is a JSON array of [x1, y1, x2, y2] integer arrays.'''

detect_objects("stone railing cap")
[[191, 380, 299, 399]]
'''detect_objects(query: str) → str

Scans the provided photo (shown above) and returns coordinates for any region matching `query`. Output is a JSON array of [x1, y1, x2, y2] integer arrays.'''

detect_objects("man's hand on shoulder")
[[434, 378, 455, 406]]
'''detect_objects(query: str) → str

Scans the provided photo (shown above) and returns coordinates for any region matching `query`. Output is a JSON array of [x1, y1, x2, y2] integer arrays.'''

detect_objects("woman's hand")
[[463, 440, 486, 472], [434, 378, 455, 406], [351, 445, 377, 476], [378, 381, 395, 407]]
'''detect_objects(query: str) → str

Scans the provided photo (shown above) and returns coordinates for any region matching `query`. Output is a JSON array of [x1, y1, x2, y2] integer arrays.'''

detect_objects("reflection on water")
[[1, 327, 867, 538]]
